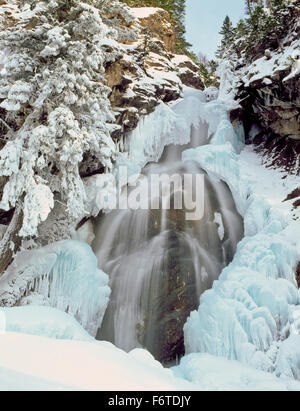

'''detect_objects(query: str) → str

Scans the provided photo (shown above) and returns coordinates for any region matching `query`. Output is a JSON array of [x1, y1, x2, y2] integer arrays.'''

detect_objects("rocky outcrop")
[[239, 66, 300, 142], [172, 55, 205, 90], [131, 7, 176, 52], [104, 7, 204, 140], [234, 22, 300, 173]]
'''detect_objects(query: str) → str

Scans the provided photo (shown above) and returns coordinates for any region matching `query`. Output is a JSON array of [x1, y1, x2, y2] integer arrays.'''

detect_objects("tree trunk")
[[0, 203, 23, 277]]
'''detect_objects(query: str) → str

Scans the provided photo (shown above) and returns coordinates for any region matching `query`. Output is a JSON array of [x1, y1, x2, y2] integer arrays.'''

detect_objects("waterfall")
[[93, 90, 244, 363]]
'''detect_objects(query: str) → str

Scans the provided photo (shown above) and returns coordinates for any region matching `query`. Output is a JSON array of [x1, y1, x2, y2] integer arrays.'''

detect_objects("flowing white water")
[[93, 99, 244, 363]]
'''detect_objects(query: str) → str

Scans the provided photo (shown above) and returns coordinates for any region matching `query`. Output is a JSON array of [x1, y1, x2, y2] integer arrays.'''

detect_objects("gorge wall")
[[231, 5, 300, 172]]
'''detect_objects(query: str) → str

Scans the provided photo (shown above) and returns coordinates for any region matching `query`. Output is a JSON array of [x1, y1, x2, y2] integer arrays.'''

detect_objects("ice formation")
[[0, 240, 110, 337], [181, 125, 300, 376], [1, 306, 93, 342], [172, 353, 300, 391]]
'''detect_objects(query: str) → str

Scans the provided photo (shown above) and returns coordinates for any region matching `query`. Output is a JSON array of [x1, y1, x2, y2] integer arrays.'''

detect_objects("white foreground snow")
[[0, 332, 194, 391], [0, 329, 299, 391]]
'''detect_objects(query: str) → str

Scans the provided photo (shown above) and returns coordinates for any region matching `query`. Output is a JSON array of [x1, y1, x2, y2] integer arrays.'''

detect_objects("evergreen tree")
[[216, 15, 235, 58], [0, 0, 133, 251], [245, 0, 264, 15], [216, 0, 297, 63]]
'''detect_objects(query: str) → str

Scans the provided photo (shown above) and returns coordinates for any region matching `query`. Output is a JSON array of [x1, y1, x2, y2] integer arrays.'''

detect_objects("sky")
[[185, 0, 245, 60]]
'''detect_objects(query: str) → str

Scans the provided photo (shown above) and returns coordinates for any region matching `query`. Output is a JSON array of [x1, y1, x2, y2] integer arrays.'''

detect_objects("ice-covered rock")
[[0, 240, 110, 337], [1, 306, 93, 341]]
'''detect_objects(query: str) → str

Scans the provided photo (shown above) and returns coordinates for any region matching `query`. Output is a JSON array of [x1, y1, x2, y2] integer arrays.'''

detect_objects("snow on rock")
[[0, 332, 195, 391], [0, 240, 110, 337], [84, 173, 117, 217], [1, 306, 93, 342], [241, 38, 300, 88], [182, 139, 300, 376], [71, 219, 95, 246], [172, 54, 205, 90], [235, 28, 300, 142], [131, 7, 165, 19], [130, 7, 175, 52]]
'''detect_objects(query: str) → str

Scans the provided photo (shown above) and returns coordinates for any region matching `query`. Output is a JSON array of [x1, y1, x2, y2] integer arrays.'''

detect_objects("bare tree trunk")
[[0, 203, 23, 277]]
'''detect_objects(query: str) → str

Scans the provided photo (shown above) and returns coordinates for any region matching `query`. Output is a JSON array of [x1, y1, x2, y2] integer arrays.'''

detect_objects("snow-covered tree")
[[217, 0, 297, 63], [0, 0, 134, 273], [216, 16, 235, 58]]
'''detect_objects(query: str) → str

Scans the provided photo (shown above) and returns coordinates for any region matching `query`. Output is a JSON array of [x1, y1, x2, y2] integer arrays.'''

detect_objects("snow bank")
[[0, 332, 194, 391], [0, 329, 298, 390], [182, 142, 300, 375], [0, 240, 110, 337], [1, 306, 93, 342]]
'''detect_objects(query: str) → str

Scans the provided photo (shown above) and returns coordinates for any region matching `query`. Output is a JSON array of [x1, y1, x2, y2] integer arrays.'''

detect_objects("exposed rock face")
[[240, 69, 300, 141], [104, 7, 204, 139], [233, 21, 300, 173], [131, 7, 176, 52], [172, 55, 205, 90]]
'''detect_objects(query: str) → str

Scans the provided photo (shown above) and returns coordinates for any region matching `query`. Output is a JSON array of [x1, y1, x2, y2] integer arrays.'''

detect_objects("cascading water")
[[93, 91, 244, 363]]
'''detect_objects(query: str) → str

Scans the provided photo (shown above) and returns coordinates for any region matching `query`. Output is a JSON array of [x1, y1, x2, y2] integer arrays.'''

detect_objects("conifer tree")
[[216, 15, 235, 58], [0, 0, 134, 273]]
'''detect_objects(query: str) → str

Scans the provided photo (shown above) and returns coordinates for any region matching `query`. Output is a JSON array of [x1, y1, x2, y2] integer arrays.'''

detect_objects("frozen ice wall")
[[1, 306, 93, 341], [0, 240, 110, 337], [182, 142, 300, 376]]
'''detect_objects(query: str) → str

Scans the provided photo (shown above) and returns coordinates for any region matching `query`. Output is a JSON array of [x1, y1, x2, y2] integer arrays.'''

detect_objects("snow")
[[0, 366, 74, 391], [0, 324, 299, 390], [172, 54, 192, 65], [0, 332, 195, 391], [0, 327, 298, 390], [84, 173, 117, 216], [0, 0, 128, 237], [240, 38, 300, 87], [214, 212, 224, 241], [71, 219, 95, 246], [0, 240, 110, 337], [131, 7, 164, 19]]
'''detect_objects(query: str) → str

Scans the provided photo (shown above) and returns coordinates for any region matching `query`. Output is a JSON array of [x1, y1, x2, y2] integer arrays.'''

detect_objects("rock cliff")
[[104, 7, 204, 140], [233, 16, 300, 173]]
